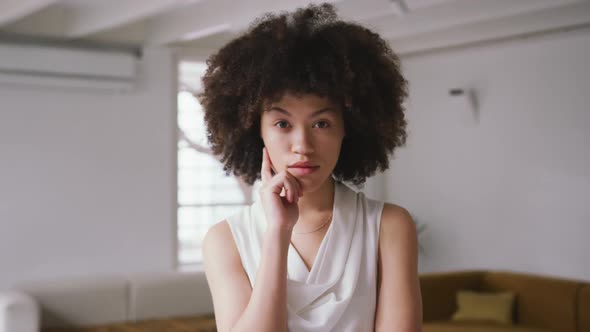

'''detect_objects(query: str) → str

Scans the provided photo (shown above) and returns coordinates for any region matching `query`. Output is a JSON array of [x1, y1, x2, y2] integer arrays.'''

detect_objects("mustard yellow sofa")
[[419, 270, 590, 332]]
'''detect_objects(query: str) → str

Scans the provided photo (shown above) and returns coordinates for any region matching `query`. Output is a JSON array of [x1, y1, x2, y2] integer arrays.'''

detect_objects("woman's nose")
[[291, 128, 315, 155]]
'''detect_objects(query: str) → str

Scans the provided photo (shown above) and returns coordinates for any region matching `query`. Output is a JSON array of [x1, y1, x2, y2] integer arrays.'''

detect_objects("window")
[[177, 61, 260, 269]]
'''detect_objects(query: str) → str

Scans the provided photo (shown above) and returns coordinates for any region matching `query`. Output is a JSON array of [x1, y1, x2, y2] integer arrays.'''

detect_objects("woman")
[[200, 3, 422, 332]]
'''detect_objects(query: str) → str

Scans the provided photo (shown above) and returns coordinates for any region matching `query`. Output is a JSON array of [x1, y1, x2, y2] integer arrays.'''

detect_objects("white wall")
[[379, 28, 590, 281], [0, 47, 177, 289], [1, 27, 588, 289]]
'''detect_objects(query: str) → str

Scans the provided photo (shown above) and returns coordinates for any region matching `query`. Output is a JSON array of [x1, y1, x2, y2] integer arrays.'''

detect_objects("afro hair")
[[198, 3, 409, 186]]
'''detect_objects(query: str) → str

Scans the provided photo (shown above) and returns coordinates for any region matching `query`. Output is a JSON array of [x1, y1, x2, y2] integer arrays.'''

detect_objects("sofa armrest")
[[579, 284, 590, 332], [419, 270, 485, 322], [0, 290, 39, 332]]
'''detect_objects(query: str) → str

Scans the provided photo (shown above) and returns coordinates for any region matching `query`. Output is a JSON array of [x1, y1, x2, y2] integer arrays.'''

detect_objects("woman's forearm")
[[230, 225, 291, 332]]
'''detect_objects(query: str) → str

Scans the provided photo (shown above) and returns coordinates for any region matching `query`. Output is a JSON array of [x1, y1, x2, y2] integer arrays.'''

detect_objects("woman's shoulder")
[[203, 220, 234, 256], [381, 202, 410, 217], [203, 201, 256, 261], [352, 189, 405, 216], [379, 203, 417, 243], [351, 190, 414, 238], [202, 219, 250, 274]]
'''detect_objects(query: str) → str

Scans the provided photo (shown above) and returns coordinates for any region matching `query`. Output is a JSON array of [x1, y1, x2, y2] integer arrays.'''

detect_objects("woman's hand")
[[259, 147, 302, 232]]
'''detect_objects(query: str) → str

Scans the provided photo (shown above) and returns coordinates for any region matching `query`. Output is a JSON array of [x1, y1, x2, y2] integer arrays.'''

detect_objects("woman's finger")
[[261, 147, 272, 183], [285, 170, 302, 197], [283, 175, 300, 203]]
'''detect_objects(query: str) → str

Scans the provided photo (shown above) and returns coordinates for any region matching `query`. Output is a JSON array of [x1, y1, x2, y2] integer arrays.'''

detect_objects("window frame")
[[175, 59, 257, 271]]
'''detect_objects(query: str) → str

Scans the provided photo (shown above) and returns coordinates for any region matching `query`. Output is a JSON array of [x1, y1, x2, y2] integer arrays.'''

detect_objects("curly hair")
[[198, 3, 408, 186]]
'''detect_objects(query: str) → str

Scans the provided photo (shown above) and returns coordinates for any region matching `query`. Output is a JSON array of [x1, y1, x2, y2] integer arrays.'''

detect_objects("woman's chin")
[[297, 173, 333, 193]]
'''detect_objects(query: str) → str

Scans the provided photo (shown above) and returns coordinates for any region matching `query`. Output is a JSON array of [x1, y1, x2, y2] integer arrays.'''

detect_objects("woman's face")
[[260, 92, 345, 192]]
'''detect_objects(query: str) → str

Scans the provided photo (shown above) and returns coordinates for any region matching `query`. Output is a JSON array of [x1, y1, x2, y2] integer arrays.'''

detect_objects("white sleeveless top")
[[226, 181, 385, 332]]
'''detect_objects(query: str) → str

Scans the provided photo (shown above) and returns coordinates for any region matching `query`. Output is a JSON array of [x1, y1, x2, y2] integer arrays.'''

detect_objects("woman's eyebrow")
[[267, 106, 335, 117]]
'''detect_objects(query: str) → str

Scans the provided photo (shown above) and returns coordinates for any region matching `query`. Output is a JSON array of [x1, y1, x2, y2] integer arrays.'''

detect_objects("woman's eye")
[[275, 121, 289, 129], [314, 121, 329, 129]]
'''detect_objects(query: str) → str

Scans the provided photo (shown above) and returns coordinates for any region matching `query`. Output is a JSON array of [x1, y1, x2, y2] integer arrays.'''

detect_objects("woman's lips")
[[288, 166, 319, 175]]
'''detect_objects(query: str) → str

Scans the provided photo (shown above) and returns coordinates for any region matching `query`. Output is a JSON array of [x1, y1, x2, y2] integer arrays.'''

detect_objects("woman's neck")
[[295, 177, 335, 227]]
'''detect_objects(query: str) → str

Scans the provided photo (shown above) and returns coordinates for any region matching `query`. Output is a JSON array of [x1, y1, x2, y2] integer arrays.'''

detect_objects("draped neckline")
[[286, 181, 339, 283]]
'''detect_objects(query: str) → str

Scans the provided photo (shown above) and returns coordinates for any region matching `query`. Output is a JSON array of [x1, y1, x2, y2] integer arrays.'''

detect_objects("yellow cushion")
[[451, 290, 515, 325]]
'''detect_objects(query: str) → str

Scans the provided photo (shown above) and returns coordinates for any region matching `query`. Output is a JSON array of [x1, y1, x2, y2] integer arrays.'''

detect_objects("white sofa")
[[0, 271, 214, 332]]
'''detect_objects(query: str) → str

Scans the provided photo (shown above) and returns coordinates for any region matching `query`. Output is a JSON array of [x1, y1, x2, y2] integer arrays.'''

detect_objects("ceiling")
[[1, 0, 589, 57]]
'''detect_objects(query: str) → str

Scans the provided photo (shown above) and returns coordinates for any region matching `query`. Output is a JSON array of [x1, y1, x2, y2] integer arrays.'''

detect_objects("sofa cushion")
[[420, 271, 485, 322], [127, 271, 214, 322], [423, 321, 552, 332], [451, 291, 515, 325]]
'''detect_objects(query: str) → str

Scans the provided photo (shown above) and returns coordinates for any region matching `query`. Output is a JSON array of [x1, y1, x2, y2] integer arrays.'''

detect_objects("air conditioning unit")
[[0, 43, 137, 92]]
